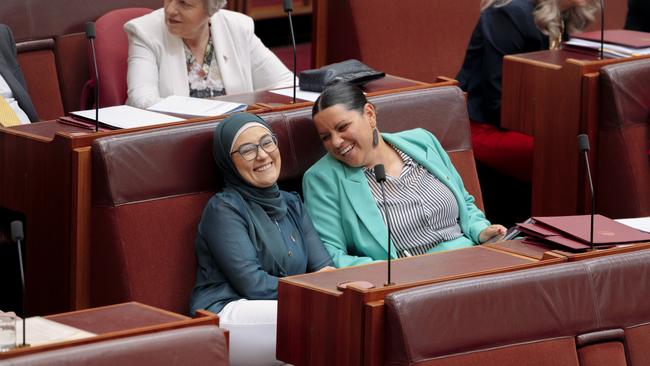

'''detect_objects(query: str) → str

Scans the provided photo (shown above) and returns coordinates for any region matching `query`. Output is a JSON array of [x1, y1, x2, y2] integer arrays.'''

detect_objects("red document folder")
[[573, 30, 650, 48], [532, 215, 650, 245]]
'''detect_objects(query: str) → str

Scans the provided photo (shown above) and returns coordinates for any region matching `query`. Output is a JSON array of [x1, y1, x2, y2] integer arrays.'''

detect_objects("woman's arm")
[[289, 193, 334, 271], [124, 24, 163, 109], [199, 197, 279, 299], [303, 168, 375, 267], [243, 17, 294, 90]]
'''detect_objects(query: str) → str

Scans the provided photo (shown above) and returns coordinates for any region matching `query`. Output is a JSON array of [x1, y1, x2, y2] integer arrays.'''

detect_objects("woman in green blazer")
[[303, 82, 506, 268]]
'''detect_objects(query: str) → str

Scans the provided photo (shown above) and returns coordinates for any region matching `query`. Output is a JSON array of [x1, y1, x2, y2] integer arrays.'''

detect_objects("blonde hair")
[[479, 0, 599, 41]]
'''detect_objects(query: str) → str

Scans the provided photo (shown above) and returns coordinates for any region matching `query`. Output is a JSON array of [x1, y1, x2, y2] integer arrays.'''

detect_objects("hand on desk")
[[479, 225, 508, 244], [317, 266, 337, 272]]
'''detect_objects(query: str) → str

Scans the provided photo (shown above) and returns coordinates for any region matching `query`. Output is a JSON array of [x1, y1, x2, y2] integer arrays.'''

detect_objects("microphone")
[[577, 134, 595, 251], [283, 0, 297, 103], [599, 0, 605, 59], [86, 21, 100, 132], [374, 164, 394, 286], [10, 221, 28, 347]]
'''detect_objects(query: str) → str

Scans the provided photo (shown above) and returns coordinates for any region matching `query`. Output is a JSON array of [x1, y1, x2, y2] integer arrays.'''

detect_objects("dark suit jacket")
[[0, 24, 38, 122], [456, 0, 548, 126], [625, 0, 650, 32]]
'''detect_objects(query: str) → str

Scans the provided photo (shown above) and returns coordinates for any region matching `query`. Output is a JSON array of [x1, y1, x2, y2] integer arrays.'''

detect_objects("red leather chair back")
[[597, 58, 650, 218], [89, 7, 152, 107]]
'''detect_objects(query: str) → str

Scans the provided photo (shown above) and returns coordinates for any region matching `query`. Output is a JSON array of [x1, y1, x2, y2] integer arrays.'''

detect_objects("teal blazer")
[[302, 128, 490, 267]]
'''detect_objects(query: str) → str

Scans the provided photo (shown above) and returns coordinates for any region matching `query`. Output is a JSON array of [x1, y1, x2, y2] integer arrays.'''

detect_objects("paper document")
[[15, 316, 96, 346], [148, 95, 247, 117], [71, 105, 184, 129], [616, 217, 650, 233], [564, 38, 650, 58], [269, 87, 321, 102]]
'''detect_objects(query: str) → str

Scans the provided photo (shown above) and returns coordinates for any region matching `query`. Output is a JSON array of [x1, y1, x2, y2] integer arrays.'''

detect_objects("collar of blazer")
[[338, 131, 466, 258]]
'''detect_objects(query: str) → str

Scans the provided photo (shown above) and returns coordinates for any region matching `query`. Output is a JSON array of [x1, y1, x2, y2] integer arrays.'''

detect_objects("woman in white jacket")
[[124, 0, 294, 109]]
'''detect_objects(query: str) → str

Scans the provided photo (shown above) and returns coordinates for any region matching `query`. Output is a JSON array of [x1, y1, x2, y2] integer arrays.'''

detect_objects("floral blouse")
[[184, 33, 226, 98]]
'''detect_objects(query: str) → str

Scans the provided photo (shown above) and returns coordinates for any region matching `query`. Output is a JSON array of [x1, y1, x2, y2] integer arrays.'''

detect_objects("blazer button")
[[288, 250, 293, 257]]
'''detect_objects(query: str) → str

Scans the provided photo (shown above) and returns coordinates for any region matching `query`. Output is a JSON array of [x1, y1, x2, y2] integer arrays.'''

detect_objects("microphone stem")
[[600, 0, 605, 60], [287, 10, 297, 103], [90, 38, 100, 132], [583, 151, 595, 250], [17, 239, 26, 346], [379, 182, 394, 286]]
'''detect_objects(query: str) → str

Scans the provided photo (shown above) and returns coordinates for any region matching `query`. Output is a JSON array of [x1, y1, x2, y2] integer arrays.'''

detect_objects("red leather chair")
[[81, 7, 152, 108], [597, 58, 650, 218]]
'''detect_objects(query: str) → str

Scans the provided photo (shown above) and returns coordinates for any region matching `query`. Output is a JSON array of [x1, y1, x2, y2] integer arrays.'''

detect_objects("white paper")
[[565, 38, 650, 58], [71, 105, 184, 129], [148, 95, 247, 117], [616, 217, 650, 233], [269, 87, 321, 102], [15, 316, 96, 346]]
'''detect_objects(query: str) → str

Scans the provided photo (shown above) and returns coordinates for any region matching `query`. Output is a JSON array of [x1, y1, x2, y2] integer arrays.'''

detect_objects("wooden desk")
[[0, 302, 217, 359], [501, 50, 650, 216], [276, 245, 565, 366], [0, 75, 438, 315]]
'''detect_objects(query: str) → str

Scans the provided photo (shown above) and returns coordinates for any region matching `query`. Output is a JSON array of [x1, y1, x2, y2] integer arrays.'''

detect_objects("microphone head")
[[577, 134, 590, 153], [374, 164, 386, 183], [10, 221, 24, 242], [85, 21, 96, 39], [283, 0, 294, 12]]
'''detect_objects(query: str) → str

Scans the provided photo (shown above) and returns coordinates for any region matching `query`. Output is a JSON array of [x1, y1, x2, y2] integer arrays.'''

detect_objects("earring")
[[372, 128, 379, 147]]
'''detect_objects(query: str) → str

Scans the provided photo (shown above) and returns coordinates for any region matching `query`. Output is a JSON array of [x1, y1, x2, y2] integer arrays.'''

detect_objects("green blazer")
[[303, 128, 490, 267]]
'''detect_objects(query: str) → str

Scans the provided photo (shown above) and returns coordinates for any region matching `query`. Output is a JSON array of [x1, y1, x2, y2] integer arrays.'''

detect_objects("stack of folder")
[[516, 215, 650, 251]]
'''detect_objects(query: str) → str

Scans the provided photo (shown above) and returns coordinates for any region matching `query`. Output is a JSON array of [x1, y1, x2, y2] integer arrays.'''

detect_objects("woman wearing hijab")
[[189, 113, 333, 365]]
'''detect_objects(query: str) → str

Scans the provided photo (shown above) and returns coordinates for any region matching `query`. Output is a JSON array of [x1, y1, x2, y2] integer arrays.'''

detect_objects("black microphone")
[[577, 134, 595, 251], [599, 0, 605, 60], [86, 21, 100, 132], [10, 221, 28, 347], [283, 0, 297, 104], [374, 164, 394, 286]]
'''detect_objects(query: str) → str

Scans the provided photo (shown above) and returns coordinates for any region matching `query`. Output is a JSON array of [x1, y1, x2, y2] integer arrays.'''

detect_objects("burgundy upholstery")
[[90, 86, 483, 314], [470, 122, 533, 182], [15, 40, 65, 120], [82, 8, 152, 108], [597, 58, 650, 218], [0, 325, 228, 366], [384, 248, 650, 365]]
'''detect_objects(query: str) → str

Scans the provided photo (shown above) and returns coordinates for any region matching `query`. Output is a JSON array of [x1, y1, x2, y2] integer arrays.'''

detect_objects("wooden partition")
[[311, 0, 629, 80], [501, 50, 650, 216]]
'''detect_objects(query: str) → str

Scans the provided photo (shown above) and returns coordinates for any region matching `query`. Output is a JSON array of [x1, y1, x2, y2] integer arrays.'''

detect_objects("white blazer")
[[124, 9, 294, 108]]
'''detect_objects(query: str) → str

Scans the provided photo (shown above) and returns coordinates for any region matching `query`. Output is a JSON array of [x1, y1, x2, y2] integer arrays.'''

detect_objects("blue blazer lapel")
[[341, 167, 397, 259]]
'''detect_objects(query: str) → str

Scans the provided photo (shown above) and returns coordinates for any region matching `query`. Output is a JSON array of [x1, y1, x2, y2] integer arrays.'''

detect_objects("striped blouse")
[[364, 147, 464, 258]]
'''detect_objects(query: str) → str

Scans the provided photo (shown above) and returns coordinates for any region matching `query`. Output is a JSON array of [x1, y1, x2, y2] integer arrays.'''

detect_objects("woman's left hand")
[[479, 224, 508, 243]]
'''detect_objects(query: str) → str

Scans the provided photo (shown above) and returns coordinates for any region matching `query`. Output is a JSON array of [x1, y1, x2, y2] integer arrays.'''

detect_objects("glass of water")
[[0, 313, 16, 352]]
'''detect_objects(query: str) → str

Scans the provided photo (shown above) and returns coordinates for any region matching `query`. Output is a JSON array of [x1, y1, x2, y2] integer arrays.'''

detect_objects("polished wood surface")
[[486, 241, 650, 262], [501, 50, 650, 216], [0, 302, 217, 359], [276, 244, 565, 366], [0, 76, 436, 315]]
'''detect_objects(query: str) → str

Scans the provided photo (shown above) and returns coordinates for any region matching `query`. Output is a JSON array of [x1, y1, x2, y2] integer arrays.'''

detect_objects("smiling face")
[[231, 126, 281, 188], [313, 103, 378, 168], [163, 0, 210, 40]]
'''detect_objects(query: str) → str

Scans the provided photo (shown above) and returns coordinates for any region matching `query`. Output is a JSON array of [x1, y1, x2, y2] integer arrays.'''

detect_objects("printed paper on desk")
[[71, 105, 184, 129], [269, 87, 321, 102], [148, 96, 247, 117], [16, 316, 96, 346]]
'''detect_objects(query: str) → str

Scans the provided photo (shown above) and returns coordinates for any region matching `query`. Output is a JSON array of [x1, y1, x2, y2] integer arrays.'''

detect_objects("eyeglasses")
[[230, 134, 279, 161]]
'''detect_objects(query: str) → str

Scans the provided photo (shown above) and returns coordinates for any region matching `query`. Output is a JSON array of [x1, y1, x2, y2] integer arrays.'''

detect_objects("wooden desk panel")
[[0, 76, 437, 315], [276, 245, 565, 366], [0, 302, 217, 359], [501, 50, 650, 216]]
